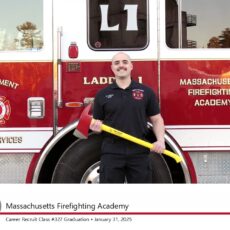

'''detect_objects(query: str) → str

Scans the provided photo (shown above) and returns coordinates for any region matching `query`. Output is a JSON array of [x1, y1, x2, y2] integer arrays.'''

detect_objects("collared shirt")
[[93, 80, 160, 154]]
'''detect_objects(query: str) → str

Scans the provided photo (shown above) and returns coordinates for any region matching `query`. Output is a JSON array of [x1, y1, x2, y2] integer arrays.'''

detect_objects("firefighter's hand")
[[90, 119, 102, 133], [150, 140, 165, 154]]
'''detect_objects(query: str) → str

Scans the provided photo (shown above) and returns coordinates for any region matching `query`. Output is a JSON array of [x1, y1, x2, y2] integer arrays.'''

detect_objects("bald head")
[[111, 52, 132, 63], [111, 52, 133, 79]]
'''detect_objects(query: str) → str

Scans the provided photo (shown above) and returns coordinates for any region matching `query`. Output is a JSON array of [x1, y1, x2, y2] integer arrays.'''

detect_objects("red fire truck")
[[0, 0, 230, 183]]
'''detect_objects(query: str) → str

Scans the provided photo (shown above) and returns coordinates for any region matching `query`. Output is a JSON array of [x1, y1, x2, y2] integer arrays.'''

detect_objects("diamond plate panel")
[[0, 154, 34, 183], [189, 152, 230, 183]]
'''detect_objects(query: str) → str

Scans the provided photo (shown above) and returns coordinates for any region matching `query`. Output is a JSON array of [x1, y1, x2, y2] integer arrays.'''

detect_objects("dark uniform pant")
[[99, 153, 152, 183]]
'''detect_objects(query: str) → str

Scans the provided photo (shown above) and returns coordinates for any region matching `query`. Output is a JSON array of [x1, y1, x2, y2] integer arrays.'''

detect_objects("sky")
[[0, 0, 43, 37]]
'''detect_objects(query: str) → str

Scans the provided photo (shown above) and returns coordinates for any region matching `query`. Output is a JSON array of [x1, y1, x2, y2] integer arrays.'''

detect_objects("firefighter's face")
[[111, 52, 133, 79]]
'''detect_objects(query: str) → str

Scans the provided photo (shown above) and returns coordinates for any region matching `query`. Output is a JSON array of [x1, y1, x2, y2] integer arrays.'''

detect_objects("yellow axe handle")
[[101, 124, 182, 163]]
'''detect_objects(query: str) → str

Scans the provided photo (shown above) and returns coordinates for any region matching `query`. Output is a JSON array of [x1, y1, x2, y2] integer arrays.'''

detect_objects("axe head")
[[73, 104, 93, 139]]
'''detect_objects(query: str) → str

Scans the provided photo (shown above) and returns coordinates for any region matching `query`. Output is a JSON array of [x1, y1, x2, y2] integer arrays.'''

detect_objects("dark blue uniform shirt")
[[93, 80, 160, 154]]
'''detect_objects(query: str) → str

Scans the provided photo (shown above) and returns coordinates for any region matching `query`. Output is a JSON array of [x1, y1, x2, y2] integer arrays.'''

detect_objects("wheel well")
[[37, 130, 76, 183], [36, 126, 187, 183], [145, 128, 186, 183], [161, 150, 186, 183]]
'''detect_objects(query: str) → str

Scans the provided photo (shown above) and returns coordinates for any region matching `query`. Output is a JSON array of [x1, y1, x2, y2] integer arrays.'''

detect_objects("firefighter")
[[90, 52, 165, 183]]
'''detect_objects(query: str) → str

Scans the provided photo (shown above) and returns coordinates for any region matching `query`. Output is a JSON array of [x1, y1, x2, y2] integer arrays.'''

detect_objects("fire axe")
[[73, 104, 182, 163]]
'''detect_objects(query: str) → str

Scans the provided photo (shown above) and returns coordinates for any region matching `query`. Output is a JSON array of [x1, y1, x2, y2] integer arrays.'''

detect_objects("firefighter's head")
[[111, 52, 133, 79]]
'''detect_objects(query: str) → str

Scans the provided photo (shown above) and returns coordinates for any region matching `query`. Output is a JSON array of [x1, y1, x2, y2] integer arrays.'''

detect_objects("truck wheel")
[[51, 134, 172, 183]]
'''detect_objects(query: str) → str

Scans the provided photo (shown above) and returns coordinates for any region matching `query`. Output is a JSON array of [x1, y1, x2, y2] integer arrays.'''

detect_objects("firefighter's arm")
[[149, 114, 166, 153]]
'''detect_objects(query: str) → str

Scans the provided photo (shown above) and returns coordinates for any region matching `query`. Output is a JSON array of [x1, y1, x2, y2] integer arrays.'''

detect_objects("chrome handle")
[[57, 27, 63, 107]]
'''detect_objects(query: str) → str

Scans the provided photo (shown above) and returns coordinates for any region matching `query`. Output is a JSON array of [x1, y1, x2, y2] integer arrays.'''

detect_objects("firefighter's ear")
[[111, 64, 115, 73], [130, 62, 133, 71]]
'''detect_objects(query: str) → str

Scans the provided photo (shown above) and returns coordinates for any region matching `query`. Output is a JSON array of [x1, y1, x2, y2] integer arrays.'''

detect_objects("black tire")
[[51, 134, 102, 183], [51, 134, 172, 183]]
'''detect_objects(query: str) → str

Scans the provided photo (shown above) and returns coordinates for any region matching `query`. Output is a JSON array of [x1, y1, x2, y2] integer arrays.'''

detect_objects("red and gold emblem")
[[132, 89, 144, 100], [0, 96, 11, 125]]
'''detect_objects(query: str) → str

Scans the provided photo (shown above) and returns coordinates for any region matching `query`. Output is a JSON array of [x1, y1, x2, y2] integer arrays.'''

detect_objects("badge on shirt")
[[132, 89, 144, 100], [105, 94, 114, 99]]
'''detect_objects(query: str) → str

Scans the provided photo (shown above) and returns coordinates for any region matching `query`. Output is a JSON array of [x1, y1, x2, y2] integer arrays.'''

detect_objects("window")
[[88, 0, 148, 50], [166, 0, 230, 48], [0, 0, 43, 51]]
